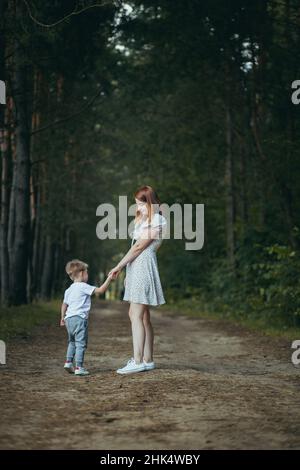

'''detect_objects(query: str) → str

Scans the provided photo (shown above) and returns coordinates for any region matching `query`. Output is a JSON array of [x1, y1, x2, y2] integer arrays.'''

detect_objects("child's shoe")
[[116, 358, 146, 374], [64, 361, 74, 374], [143, 358, 155, 370], [74, 366, 90, 376]]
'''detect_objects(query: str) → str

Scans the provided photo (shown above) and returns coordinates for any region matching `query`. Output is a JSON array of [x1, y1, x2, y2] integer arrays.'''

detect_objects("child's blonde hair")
[[65, 259, 88, 280]]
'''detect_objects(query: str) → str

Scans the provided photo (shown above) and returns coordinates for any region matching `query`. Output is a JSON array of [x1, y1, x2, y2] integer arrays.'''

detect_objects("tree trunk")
[[0, 0, 9, 304], [9, 4, 31, 304], [225, 106, 236, 272], [40, 235, 54, 300], [0, 110, 10, 305], [31, 192, 41, 298], [239, 139, 248, 230]]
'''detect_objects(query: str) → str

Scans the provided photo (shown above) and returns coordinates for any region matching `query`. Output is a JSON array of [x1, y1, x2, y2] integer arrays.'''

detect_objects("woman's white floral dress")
[[123, 213, 167, 306]]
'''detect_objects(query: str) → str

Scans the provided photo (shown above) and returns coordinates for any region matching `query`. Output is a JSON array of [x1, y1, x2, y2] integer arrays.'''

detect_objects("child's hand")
[[108, 272, 118, 280], [108, 266, 122, 279], [60, 318, 65, 327]]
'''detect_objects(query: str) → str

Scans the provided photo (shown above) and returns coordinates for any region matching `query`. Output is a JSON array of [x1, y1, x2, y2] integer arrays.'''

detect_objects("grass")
[[0, 297, 106, 342], [0, 299, 61, 341], [1, 296, 300, 344], [160, 298, 300, 342]]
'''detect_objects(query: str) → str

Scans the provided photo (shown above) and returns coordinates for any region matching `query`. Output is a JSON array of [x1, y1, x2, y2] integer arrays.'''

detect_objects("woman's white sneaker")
[[116, 358, 146, 374], [143, 359, 155, 370]]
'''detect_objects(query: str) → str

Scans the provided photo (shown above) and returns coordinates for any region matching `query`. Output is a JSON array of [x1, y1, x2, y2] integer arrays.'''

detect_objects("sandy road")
[[0, 299, 300, 450]]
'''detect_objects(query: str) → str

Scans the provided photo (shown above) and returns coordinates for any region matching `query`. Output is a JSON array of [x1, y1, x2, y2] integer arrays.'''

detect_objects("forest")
[[1, 0, 300, 330]]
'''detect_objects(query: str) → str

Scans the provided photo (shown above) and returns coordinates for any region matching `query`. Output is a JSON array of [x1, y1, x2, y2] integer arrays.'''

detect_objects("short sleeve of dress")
[[150, 213, 167, 239], [150, 213, 167, 228], [132, 214, 167, 244]]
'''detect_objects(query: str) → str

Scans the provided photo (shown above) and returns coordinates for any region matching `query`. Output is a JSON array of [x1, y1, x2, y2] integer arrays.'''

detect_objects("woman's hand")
[[108, 266, 122, 279]]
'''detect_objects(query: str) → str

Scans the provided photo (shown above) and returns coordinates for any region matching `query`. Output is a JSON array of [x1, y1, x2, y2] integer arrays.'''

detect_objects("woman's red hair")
[[134, 185, 162, 224]]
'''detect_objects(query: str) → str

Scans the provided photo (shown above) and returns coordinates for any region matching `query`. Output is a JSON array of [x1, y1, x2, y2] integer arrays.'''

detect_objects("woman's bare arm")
[[109, 226, 162, 276], [116, 236, 153, 270]]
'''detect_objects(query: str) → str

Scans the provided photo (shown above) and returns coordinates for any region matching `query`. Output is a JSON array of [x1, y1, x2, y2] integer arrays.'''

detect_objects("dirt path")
[[0, 300, 300, 450]]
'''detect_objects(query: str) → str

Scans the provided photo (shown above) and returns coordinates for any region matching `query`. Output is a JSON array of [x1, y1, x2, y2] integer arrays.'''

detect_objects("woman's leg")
[[130, 302, 146, 364], [143, 307, 154, 363], [128, 303, 132, 321]]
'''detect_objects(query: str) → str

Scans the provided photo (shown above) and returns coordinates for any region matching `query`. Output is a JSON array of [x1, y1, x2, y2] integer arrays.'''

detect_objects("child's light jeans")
[[65, 315, 88, 367]]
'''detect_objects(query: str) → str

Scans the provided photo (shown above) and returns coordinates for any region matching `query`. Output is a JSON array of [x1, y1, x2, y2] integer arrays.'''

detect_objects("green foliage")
[[0, 300, 61, 340], [194, 237, 300, 328], [249, 243, 300, 325]]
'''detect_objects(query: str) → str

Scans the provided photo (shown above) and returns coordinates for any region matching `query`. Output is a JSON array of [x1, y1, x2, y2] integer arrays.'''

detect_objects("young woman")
[[108, 185, 167, 374]]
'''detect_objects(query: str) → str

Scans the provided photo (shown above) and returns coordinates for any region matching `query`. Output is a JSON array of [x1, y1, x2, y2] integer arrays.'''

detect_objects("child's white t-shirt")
[[63, 282, 96, 320]]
